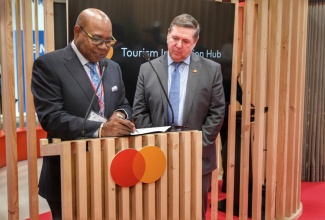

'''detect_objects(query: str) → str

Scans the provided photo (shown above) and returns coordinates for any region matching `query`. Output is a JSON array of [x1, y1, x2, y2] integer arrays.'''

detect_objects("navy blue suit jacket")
[[31, 44, 131, 201]]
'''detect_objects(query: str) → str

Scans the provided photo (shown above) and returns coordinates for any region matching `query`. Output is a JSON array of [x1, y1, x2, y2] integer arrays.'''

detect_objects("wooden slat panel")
[[74, 141, 88, 219], [1, 1, 19, 218], [43, 0, 55, 52], [285, 0, 299, 214], [14, 0, 24, 128], [116, 137, 130, 219], [191, 131, 202, 220], [34, 0, 39, 58], [155, 134, 168, 220], [167, 132, 180, 220], [179, 131, 191, 220], [142, 135, 156, 220], [89, 139, 103, 219], [103, 138, 117, 220], [266, 0, 282, 219], [251, 0, 268, 219], [287, 1, 301, 214], [210, 135, 219, 220], [21, 0, 39, 218], [129, 136, 144, 220], [40, 142, 63, 156], [295, 0, 308, 211], [275, 0, 293, 218], [240, 0, 255, 218], [60, 142, 73, 219], [223, 1, 240, 219]]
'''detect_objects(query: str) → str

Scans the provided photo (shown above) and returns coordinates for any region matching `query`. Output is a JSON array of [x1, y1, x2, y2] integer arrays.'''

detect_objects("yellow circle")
[[139, 146, 166, 183]]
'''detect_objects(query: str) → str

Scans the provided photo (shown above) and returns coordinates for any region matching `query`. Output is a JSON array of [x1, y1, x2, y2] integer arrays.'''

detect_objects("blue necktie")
[[86, 62, 104, 114], [86, 62, 100, 88], [168, 62, 181, 125]]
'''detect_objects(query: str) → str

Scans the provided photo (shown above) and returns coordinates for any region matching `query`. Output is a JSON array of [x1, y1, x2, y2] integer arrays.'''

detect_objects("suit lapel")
[[63, 45, 100, 113], [182, 53, 201, 124], [156, 55, 169, 123]]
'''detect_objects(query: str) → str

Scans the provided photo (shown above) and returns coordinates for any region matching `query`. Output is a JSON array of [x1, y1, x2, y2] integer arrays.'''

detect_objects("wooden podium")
[[40, 131, 202, 220]]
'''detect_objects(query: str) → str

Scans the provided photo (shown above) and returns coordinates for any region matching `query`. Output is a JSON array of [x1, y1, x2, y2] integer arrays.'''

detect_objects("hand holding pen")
[[100, 112, 137, 137], [116, 112, 139, 134]]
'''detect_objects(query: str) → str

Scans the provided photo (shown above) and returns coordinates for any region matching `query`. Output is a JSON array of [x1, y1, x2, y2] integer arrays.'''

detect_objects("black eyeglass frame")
[[79, 26, 117, 47]]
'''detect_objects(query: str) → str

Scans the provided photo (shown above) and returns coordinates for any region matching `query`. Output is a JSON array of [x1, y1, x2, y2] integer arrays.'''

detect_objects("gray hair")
[[169, 14, 200, 39]]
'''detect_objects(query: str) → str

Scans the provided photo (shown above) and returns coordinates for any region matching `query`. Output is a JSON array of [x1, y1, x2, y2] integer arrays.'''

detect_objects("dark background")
[[63, 0, 235, 105]]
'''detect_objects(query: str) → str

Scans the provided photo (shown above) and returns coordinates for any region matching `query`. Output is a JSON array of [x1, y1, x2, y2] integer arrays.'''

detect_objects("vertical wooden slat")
[[129, 135, 144, 220], [60, 142, 73, 219], [43, 0, 55, 52], [89, 139, 103, 219], [179, 131, 191, 220], [275, 0, 293, 218], [116, 137, 130, 219], [142, 135, 156, 220], [103, 138, 117, 220], [224, 1, 239, 219], [191, 131, 202, 220], [295, 0, 308, 210], [74, 141, 88, 219], [14, 0, 24, 128], [288, 0, 302, 212], [266, 0, 282, 219], [1, 0, 19, 219], [251, 0, 268, 219], [34, 0, 39, 58], [167, 132, 180, 220], [286, 2, 301, 214], [210, 135, 219, 220], [21, 0, 39, 218], [240, 0, 254, 218], [156, 134, 168, 220]]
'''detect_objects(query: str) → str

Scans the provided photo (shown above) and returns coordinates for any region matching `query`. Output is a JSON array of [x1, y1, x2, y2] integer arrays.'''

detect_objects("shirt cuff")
[[115, 109, 129, 120]]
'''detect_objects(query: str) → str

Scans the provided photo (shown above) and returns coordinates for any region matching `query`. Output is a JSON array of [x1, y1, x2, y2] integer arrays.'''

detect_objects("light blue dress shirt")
[[167, 54, 190, 126]]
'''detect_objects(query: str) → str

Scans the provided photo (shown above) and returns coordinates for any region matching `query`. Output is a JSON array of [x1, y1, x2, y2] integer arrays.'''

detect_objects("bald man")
[[31, 8, 135, 219]]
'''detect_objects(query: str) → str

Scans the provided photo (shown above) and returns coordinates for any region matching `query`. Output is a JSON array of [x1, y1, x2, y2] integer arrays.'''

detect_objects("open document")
[[131, 126, 171, 136]]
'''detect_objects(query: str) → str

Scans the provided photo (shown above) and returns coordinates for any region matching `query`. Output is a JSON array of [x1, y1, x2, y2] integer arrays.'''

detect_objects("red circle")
[[110, 149, 145, 187]]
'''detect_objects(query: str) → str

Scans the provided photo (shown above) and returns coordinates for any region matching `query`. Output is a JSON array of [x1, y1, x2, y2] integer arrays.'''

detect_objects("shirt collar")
[[167, 52, 191, 66], [71, 40, 94, 66]]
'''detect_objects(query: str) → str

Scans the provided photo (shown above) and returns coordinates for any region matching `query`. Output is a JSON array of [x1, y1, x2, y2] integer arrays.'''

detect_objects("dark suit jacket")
[[133, 52, 225, 175], [31, 44, 131, 201]]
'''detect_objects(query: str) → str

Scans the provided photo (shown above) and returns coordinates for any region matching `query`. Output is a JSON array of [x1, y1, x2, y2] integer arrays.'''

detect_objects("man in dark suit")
[[132, 14, 225, 219], [31, 8, 135, 219]]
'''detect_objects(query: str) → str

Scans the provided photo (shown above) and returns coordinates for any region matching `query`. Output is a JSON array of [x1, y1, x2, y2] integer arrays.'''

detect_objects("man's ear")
[[74, 26, 81, 38]]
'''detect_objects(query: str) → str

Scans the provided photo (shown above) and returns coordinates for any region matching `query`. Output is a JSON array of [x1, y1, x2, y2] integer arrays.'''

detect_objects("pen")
[[117, 113, 139, 133]]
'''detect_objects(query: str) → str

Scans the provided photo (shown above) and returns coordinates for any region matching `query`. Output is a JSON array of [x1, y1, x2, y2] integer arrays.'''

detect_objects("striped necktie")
[[168, 62, 181, 125], [86, 62, 104, 115]]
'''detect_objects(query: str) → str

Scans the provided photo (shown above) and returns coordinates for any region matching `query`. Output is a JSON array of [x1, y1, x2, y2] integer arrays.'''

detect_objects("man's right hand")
[[100, 112, 136, 137]]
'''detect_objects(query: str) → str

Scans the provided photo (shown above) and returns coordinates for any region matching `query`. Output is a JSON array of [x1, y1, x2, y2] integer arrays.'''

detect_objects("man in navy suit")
[[133, 14, 225, 219], [31, 8, 135, 219]]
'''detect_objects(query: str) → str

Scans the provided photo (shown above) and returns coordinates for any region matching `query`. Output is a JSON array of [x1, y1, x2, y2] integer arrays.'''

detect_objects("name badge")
[[87, 110, 107, 123]]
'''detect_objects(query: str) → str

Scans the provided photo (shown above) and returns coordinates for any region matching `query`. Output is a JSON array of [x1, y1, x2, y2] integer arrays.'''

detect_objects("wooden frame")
[[40, 131, 202, 220]]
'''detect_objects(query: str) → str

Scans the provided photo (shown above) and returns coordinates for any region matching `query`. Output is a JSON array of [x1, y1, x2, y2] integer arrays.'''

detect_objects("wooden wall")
[[213, 0, 308, 219], [0, 0, 309, 219]]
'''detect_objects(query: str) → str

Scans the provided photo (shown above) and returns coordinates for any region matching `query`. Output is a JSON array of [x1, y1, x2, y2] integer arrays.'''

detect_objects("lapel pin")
[[193, 69, 197, 73]]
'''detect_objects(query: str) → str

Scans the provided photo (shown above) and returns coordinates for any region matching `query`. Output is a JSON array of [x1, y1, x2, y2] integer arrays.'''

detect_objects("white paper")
[[130, 126, 171, 136]]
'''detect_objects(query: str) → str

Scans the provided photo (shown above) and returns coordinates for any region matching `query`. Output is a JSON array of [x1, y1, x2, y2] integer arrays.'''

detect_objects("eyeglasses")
[[80, 26, 117, 47]]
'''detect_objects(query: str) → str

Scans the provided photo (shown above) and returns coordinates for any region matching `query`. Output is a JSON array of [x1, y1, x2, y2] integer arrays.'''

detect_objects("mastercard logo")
[[110, 146, 166, 187]]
